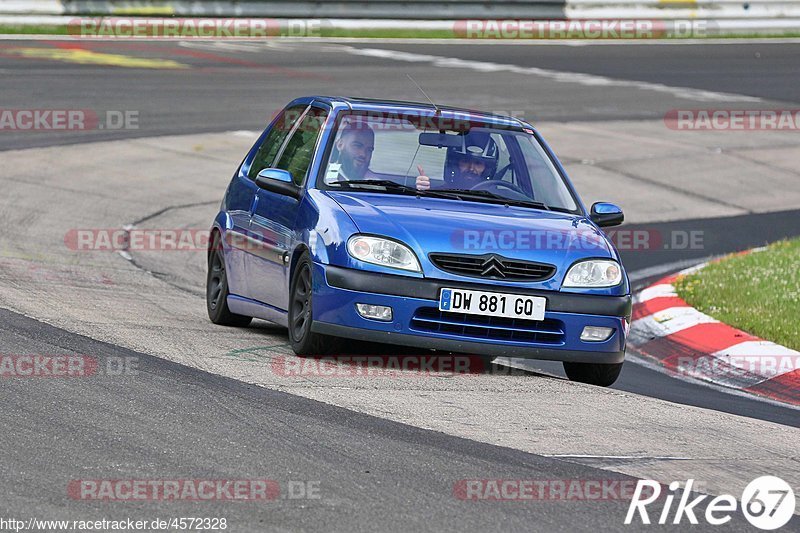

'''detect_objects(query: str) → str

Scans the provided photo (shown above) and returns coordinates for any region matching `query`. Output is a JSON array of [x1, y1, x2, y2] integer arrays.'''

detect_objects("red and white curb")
[[628, 257, 800, 407]]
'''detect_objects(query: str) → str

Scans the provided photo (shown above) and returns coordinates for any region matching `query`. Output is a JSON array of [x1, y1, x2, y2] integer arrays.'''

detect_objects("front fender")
[[299, 190, 360, 266]]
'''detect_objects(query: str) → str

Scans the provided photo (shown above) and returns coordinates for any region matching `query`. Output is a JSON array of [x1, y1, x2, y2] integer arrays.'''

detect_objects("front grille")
[[429, 253, 555, 282], [411, 307, 565, 344]]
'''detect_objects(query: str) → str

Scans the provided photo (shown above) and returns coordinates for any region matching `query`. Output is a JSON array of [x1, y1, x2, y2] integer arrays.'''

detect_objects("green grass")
[[674, 239, 800, 351], [1, 23, 799, 39], [0, 24, 69, 35]]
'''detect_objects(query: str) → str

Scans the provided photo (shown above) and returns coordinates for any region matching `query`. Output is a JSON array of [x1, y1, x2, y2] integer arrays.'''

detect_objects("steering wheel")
[[470, 179, 531, 200]]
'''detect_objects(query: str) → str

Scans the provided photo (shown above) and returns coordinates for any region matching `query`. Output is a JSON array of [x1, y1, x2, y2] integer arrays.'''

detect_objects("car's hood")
[[326, 191, 615, 289]]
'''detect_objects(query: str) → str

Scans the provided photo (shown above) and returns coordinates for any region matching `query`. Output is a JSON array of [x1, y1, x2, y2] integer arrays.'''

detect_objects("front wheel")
[[288, 253, 341, 355], [563, 361, 623, 387]]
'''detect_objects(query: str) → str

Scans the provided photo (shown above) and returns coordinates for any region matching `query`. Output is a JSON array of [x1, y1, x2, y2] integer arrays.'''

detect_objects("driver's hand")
[[416, 165, 430, 191]]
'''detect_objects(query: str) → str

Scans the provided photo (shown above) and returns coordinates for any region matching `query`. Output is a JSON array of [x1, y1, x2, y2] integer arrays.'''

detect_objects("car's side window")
[[275, 107, 329, 186], [248, 105, 308, 180]]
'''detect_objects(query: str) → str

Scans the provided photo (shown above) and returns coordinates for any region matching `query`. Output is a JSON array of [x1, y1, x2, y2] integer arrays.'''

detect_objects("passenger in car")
[[332, 119, 377, 181]]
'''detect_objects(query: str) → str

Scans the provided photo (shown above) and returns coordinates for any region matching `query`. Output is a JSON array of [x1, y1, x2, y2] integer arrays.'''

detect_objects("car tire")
[[562, 361, 623, 387], [206, 232, 252, 327], [474, 355, 496, 373], [288, 252, 341, 356]]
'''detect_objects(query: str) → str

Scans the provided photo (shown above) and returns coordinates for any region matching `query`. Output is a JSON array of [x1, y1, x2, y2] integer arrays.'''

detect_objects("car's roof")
[[294, 95, 530, 129]]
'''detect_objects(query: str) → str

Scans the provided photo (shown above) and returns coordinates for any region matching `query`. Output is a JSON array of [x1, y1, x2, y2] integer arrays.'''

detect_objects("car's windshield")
[[321, 113, 578, 212]]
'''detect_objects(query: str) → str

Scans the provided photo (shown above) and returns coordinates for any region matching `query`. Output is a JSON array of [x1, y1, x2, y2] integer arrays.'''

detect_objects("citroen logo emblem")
[[481, 255, 506, 278]]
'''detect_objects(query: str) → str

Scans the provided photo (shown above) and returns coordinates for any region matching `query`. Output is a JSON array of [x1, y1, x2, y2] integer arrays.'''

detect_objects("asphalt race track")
[[1, 39, 798, 150], [1, 38, 799, 531]]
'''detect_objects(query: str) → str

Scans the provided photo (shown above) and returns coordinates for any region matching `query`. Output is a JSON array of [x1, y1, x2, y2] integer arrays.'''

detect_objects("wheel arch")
[[208, 226, 221, 263], [289, 243, 311, 281], [208, 211, 233, 262]]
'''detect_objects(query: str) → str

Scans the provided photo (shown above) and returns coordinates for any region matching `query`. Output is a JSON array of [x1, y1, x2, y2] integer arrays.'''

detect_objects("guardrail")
[[1, 0, 798, 34], [1, 1, 569, 19], [0, 0, 63, 14], [567, 0, 800, 19]]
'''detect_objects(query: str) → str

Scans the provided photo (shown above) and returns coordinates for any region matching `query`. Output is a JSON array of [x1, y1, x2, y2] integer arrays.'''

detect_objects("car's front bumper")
[[311, 263, 630, 364]]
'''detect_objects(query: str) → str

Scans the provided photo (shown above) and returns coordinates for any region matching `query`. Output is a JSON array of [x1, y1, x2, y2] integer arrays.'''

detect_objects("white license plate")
[[438, 288, 546, 321]]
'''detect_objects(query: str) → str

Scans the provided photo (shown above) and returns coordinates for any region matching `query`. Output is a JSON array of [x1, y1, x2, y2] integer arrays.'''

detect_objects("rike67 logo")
[[626, 476, 795, 530]]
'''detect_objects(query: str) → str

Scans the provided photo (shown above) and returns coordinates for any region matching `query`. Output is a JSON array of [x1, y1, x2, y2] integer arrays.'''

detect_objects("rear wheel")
[[288, 253, 341, 355], [563, 361, 623, 387], [206, 232, 252, 327]]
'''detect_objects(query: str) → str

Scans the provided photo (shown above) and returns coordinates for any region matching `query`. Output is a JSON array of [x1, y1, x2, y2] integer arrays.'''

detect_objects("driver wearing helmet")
[[416, 132, 499, 191]]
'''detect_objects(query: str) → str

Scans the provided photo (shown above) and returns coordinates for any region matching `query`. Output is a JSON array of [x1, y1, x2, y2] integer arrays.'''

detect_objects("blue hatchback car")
[[207, 96, 631, 386]]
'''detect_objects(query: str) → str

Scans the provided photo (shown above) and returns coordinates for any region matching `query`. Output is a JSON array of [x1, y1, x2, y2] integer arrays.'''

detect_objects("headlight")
[[347, 235, 421, 272], [563, 260, 622, 288]]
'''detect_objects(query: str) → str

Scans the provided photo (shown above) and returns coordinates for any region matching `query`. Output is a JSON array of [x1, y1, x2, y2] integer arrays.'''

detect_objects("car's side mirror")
[[255, 168, 300, 200], [590, 202, 624, 228]]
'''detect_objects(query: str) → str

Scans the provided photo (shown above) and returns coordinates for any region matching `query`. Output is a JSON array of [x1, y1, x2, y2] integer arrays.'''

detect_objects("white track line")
[[715, 341, 800, 358], [338, 46, 761, 102], [635, 283, 678, 303], [632, 306, 719, 337]]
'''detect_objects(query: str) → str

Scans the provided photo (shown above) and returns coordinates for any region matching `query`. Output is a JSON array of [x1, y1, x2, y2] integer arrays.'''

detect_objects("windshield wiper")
[[331, 180, 571, 212], [435, 189, 553, 211], [330, 180, 462, 200]]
